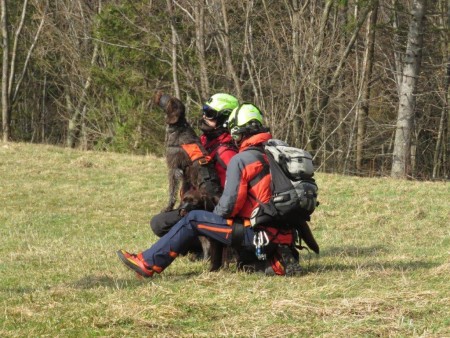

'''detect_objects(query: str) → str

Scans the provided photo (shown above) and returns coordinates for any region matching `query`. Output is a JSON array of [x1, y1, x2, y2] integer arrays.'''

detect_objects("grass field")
[[1, 142, 449, 337]]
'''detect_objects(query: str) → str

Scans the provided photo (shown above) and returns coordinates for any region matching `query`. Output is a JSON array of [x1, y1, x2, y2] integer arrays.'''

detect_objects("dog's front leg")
[[198, 236, 212, 263], [164, 168, 182, 212], [209, 240, 225, 272]]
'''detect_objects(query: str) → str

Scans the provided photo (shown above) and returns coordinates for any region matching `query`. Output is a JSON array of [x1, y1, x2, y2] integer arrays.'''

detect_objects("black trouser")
[[150, 210, 182, 237], [150, 210, 203, 254]]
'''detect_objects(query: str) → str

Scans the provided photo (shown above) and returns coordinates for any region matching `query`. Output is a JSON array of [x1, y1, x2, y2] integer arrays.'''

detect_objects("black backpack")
[[250, 139, 319, 227]]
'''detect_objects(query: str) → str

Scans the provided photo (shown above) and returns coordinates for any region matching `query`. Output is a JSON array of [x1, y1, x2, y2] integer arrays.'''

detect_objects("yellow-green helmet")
[[202, 93, 239, 120], [228, 103, 264, 140]]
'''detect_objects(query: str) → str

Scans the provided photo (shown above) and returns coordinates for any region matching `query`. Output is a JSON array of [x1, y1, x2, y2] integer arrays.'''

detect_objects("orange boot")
[[117, 249, 154, 278]]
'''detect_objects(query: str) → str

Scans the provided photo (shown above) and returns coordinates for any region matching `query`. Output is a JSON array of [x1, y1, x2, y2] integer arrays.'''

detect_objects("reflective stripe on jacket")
[[213, 132, 273, 219]]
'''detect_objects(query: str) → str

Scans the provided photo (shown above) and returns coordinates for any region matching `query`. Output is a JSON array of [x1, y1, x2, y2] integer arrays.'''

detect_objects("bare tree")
[[432, 0, 449, 179], [284, 0, 309, 147], [303, 0, 333, 153], [194, 1, 209, 99], [61, 0, 101, 148], [216, 0, 242, 99], [0, 0, 447, 179], [167, 0, 180, 98], [391, 0, 427, 178], [1, 0, 9, 142], [1, 0, 47, 142], [356, 1, 379, 173]]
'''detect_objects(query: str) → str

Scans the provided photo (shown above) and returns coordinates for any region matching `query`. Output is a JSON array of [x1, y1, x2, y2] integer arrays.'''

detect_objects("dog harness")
[[180, 143, 221, 197], [181, 143, 212, 165]]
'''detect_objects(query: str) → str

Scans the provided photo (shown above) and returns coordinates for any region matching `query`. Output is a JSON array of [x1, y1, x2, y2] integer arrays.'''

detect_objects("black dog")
[[154, 91, 226, 271]]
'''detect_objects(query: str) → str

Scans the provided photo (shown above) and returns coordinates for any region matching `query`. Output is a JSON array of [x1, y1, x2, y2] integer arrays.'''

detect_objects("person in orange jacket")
[[118, 103, 300, 277]]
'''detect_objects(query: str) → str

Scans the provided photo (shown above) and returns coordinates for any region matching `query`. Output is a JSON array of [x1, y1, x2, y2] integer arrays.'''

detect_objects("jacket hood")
[[239, 132, 272, 151]]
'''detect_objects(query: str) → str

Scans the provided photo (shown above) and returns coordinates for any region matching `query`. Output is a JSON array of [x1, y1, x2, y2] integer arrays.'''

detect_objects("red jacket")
[[213, 132, 273, 219], [200, 132, 237, 188]]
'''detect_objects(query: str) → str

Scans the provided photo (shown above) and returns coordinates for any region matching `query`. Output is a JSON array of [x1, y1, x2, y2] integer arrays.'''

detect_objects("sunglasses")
[[202, 105, 219, 119]]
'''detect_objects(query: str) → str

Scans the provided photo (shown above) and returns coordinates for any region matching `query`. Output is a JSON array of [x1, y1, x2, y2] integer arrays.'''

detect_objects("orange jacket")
[[213, 132, 272, 219]]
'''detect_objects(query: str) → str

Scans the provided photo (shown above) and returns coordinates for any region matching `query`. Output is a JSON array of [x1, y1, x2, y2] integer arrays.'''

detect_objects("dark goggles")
[[202, 105, 219, 119]]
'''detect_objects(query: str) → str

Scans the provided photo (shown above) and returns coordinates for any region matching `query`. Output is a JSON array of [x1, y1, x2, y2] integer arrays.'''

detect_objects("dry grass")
[[1, 142, 449, 337]]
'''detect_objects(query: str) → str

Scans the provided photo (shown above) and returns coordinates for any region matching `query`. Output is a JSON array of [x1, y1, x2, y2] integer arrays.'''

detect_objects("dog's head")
[[179, 189, 203, 216], [154, 91, 186, 125], [178, 188, 217, 216]]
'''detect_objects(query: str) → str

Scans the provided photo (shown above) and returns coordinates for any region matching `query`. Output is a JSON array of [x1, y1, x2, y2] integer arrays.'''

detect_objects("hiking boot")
[[264, 263, 278, 276], [279, 245, 302, 276], [265, 245, 301, 276], [117, 249, 154, 278]]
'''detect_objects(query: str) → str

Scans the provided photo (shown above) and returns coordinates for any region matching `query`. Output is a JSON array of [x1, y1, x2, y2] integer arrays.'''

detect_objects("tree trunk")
[[446, 0, 450, 179], [2, 0, 45, 142], [242, 0, 258, 101], [288, 0, 307, 148], [356, 2, 378, 173], [167, 0, 180, 98], [433, 0, 449, 179], [391, 0, 427, 178], [320, 4, 371, 107], [303, 0, 333, 152], [392, 0, 403, 95], [41, 73, 46, 142], [314, 2, 371, 163], [194, 1, 209, 100], [8, 0, 28, 100], [67, 41, 98, 149], [66, 94, 79, 148], [1, 0, 10, 142], [219, 0, 242, 99], [336, 1, 349, 167]]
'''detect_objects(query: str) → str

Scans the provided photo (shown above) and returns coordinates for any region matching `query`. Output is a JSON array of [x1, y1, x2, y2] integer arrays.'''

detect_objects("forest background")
[[1, 0, 449, 180]]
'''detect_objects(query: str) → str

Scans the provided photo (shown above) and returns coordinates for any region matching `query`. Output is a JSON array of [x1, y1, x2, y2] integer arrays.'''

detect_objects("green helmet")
[[228, 103, 264, 140], [202, 93, 239, 120], [228, 103, 263, 129]]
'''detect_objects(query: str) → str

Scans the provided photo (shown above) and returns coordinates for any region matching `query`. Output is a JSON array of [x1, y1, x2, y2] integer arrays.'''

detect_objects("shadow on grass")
[[319, 244, 389, 257], [1, 286, 40, 295], [297, 244, 442, 274], [72, 271, 199, 289], [72, 274, 141, 289], [304, 259, 441, 274], [300, 247, 440, 275]]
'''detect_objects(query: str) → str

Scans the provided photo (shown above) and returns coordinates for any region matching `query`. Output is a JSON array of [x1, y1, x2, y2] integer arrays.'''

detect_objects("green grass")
[[1, 142, 449, 337]]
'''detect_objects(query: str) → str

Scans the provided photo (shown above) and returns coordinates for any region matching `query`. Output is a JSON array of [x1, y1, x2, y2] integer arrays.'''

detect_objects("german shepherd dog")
[[154, 91, 225, 271]]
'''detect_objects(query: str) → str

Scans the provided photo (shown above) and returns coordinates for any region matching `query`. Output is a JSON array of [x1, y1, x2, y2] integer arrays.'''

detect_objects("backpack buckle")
[[253, 230, 270, 260], [198, 157, 209, 165]]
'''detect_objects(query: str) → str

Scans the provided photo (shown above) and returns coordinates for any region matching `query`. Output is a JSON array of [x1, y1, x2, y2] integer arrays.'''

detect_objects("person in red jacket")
[[149, 94, 238, 241], [118, 103, 300, 277]]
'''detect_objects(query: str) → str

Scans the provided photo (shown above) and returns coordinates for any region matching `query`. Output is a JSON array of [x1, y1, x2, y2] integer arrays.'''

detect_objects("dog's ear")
[[154, 91, 163, 105]]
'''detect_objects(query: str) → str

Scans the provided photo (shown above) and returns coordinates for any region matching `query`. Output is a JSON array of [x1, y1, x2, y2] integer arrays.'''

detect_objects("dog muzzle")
[[158, 94, 171, 110]]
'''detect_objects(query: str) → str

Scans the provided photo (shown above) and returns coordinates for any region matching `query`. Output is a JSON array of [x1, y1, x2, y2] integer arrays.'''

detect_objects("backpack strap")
[[244, 146, 271, 205], [231, 221, 245, 248], [213, 142, 236, 170]]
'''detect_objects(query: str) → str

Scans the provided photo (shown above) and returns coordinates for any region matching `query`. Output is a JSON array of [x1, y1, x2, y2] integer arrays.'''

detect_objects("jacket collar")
[[201, 132, 233, 146], [239, 132, 272, 152]]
